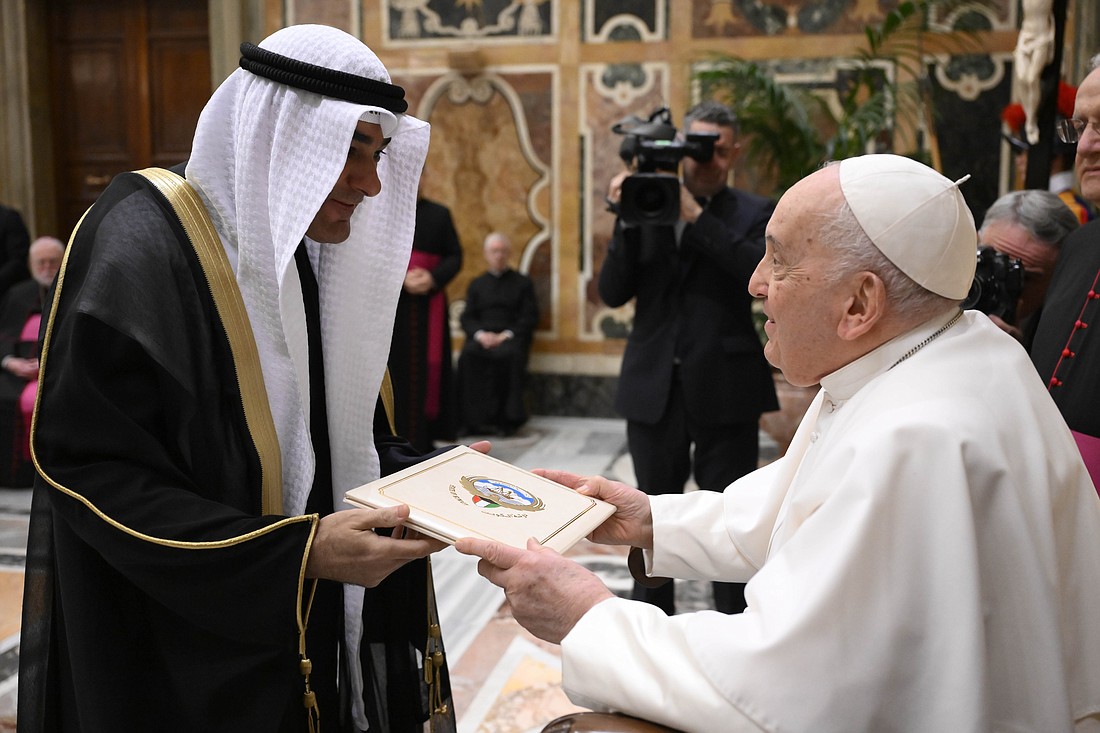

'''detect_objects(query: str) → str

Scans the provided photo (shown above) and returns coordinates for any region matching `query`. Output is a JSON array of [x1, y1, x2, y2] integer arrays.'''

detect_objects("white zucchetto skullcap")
[[838, 154, 977, 299]]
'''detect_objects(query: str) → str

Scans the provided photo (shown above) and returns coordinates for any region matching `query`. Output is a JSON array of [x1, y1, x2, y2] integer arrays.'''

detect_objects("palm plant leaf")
[[697, 58, 827, 191], [694, 0, 994, 194]]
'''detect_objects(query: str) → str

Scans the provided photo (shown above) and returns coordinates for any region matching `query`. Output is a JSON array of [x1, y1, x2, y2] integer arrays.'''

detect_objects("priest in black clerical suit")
[[457, 232, 538, 436], [599, 101, 778, 616]]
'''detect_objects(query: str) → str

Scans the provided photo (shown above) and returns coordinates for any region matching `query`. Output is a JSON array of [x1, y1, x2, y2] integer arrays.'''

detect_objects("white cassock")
[[562, 310, 1100, 732]]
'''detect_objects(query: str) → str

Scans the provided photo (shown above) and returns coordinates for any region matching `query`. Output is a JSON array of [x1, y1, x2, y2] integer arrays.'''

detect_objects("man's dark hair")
[[684, 100, 739, 136]]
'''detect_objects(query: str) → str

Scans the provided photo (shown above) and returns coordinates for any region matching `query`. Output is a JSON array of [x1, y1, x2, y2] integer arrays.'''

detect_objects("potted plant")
[[695, 0, 991, 195]]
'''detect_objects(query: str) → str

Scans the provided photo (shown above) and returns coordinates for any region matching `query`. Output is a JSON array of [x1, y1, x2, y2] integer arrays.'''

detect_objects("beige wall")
[[2, 0, 1093, 376]]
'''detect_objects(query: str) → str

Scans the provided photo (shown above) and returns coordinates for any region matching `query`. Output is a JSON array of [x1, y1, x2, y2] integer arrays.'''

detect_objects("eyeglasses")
[[1056, 117, 1099, 144]]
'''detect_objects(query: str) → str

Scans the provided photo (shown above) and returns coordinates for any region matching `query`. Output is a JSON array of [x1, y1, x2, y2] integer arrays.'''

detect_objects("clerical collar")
[[1049, 170, 1076, 195], [239, 42, 408, 112], [820, 309, 965, 402]]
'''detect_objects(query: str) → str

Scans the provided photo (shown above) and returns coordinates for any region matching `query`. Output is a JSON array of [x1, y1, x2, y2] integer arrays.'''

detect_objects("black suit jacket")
[[599, 186, 779, 426]]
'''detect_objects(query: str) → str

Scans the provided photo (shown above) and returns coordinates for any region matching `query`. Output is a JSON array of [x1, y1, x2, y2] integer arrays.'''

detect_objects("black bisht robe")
[[18, 170, 453, 733]]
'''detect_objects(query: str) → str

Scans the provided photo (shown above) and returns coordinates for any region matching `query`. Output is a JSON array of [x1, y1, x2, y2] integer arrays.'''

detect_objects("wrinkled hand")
[[306, 505, 445, 588], [532, 469, 654, 549], [455, 537, 613, 644]]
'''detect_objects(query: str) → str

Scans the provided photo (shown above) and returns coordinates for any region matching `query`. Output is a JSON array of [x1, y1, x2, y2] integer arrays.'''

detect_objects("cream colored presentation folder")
[[345, 446, 615, 552]]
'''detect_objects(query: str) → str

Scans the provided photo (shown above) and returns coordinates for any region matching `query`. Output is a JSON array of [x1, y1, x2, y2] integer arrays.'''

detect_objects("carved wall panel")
[[584, 1, 665, 42], [579, 62, 669, 342], [384, 0, 556, 44], [395, 69, 556, 334], [241, 0, 1026, 412]]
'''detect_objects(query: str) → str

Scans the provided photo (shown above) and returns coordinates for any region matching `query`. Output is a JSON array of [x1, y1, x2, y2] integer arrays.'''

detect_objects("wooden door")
[[49, 0, 210, 238]]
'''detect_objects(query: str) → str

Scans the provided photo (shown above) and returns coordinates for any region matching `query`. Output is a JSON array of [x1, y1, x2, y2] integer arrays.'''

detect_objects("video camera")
[[610, 107, 718, 226], [962, 246, 1023, 325]]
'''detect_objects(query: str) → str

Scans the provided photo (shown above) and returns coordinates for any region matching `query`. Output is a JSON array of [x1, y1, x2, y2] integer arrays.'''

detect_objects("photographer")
[[974, 189, 1078, 347], [599, 100, 778, 616]]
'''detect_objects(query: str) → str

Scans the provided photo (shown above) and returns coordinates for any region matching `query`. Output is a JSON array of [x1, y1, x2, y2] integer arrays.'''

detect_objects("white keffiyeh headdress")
[[185, 24, 429, 728]]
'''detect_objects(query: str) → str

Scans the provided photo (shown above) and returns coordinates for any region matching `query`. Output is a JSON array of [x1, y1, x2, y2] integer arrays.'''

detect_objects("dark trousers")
[[626, 374, 760, 615]]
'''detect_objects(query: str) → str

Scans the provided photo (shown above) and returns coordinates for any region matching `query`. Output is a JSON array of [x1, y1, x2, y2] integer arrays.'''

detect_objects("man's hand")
[[305, 505, 445, 587], [606, 170, 630, 205], [532, 469, 654, 549], [474, 330, 509, 350], [403, 267, 434, 295], [3, 356, 38, 380], [455, 537, 613, 644], [679, 185, 704, 224]]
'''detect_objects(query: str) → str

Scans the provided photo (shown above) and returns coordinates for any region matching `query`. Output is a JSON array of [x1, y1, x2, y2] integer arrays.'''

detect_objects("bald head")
[[29, 236, 64, 288], [1074, 64, 1100, 206]]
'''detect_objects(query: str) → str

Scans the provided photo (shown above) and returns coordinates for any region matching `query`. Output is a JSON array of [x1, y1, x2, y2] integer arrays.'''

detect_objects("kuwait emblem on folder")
[[460, 476, 545, 512]]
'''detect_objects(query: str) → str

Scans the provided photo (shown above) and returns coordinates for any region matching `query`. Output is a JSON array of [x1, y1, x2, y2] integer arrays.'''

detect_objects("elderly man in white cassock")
[[20, 24, 472, 733], [459, 154, 1100, 732]]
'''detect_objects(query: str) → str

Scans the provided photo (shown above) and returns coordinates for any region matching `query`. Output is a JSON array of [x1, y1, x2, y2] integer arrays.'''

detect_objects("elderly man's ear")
[[837, 271, 888, 341]]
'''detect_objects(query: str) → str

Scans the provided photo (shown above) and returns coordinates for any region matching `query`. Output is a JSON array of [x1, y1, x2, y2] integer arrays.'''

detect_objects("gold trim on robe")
[[30, 169, 306, 548]]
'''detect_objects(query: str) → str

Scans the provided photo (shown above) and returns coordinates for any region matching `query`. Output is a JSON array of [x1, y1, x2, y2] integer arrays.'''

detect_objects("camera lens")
[[635, 180, 672, 213], [620, 173, 681, 226]]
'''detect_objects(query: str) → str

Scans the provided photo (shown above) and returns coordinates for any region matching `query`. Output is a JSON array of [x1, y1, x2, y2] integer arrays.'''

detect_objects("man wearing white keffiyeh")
[[20, 25, 461, 733]]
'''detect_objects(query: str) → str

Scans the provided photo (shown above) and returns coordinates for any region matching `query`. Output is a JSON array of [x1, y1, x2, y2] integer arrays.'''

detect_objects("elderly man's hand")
[[533, 469, 655, 549], [306, 505, 445, 587], [456, 537, 613, 644]]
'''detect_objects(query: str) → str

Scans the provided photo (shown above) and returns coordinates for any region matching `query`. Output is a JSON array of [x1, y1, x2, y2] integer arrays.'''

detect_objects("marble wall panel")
[[261, 0, 1024, 417], [395, 69, 556, 333], [289, 0, 355, 31], [384, 0, 556, 44], [579, 62, 670, 341], [583, 0, 665, 42], [931, 52, 1014, 224], [690, 0, 1013, 38]]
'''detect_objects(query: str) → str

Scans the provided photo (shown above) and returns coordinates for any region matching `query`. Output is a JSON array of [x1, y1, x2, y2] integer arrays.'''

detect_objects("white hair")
[[817, 185, 959, 322], [30, 235, 65, 255], [483, 231, 511, 250]]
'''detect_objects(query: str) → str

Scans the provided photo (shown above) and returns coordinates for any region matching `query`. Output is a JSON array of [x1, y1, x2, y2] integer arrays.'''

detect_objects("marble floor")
[[0, 415, 777, 732]]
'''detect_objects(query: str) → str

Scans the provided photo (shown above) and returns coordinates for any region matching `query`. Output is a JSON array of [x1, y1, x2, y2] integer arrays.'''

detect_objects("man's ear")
[[729, 141, 744, 166], [837, 272, 886, 341]]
